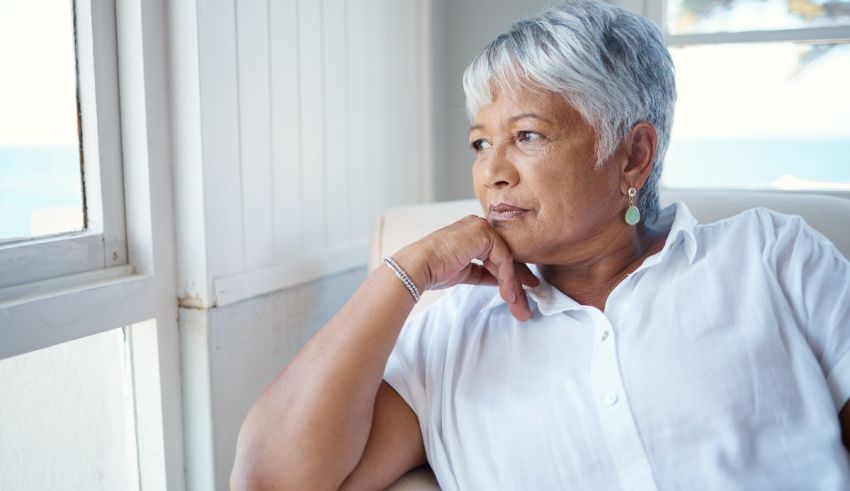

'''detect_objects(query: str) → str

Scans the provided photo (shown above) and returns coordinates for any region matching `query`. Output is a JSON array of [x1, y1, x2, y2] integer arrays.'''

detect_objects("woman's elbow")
[[230, 462, 339, 491], [230, 423, 284, 491], [230, 402, 347, 490], [230, 444, 271, 491], [230, 434, 338, 491], [229, 456, 294, 491], [229, 461, 254, 491]]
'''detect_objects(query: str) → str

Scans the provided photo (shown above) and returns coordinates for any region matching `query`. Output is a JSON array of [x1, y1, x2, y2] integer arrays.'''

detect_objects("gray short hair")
[[462, 0, 676, 223]]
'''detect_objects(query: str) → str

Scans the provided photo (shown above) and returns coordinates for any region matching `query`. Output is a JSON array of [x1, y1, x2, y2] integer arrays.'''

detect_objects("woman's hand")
[[392, 215, 540, 321]]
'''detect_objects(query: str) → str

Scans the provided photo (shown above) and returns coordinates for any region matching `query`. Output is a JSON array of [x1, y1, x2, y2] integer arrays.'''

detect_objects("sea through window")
[[659, 0, 850, 191]]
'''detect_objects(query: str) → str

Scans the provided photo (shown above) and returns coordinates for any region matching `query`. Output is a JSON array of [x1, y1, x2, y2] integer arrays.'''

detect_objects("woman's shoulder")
[[693, 206, 838, 260], [696, 206, 812, 240]]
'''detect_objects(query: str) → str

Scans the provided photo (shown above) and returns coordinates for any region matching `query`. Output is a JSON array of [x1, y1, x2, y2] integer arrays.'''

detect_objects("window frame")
[[0, 0, 185, 488], [640, 0, 850, 47], [0, 1, 143, 358], [0, 0, 128, 289]]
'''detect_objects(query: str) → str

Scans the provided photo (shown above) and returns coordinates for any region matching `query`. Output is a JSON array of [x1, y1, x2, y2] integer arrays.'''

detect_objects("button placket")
[[588, 309, 658, 491]]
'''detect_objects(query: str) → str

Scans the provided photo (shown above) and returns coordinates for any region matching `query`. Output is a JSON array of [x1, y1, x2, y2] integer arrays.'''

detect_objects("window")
[[0, 0, 182, 487], [0, 327, 140, 489], [0, 0, 127, 289], [649, 0, 850, 190]]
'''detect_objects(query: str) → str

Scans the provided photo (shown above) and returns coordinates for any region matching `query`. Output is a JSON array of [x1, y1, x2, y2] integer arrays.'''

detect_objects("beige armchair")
[[371, 190, 850, 490]]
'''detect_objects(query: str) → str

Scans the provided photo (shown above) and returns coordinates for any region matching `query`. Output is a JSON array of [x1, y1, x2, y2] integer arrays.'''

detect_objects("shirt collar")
[[482, 201, 700, 316], [524, 270, 583, 315], [633, 201, 699, 272]]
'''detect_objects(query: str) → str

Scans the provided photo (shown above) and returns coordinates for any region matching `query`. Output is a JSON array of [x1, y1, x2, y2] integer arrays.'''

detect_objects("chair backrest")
[[369, 190, 850, 316]]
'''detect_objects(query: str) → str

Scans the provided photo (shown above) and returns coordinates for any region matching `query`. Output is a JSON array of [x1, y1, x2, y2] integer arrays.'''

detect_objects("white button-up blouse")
[[383, 202, 850, 490]]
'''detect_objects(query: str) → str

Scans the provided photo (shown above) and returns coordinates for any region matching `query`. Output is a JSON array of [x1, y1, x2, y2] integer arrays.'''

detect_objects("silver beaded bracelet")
[[383, 256, 421, 303]]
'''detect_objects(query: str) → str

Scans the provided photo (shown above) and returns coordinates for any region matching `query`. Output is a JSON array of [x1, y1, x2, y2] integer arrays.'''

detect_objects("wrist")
[[390, 245, 431, 293]]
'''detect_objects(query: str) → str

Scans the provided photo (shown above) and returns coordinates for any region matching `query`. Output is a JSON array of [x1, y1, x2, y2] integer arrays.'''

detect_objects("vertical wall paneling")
[[390, 0, 418, 208], [346, 0, 373, 245], [270, 0, 304, 262], [211, 0, 429, 305], [366, 0, 388, 226], [197, 0, 245, 282], [380, 0, 392, 215], [385, 0, 402, 209], [236, 0, 275, 270], [415, 0, 434, 202], [403, 0, 420, 204], [322, 0, 350, 250], [298, 0, 327, 254]]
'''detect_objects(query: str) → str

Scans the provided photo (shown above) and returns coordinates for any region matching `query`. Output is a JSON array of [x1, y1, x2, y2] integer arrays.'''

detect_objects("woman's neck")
[[537, 223, 670, 311]]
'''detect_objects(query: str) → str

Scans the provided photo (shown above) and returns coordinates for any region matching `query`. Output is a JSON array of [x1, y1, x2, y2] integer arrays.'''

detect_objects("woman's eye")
[[470, 139, 492, 152], [517, 131, 542, 142]]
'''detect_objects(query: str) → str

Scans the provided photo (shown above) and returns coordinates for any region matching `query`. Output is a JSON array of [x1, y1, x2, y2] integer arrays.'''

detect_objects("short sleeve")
[[769, 212, 850, 411], [383, 305, 437, 421]]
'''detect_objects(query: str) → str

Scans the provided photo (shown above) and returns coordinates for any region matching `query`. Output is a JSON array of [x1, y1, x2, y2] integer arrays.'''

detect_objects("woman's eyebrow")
[[469, 113, 553, 134], [508, 112, 553, 125]]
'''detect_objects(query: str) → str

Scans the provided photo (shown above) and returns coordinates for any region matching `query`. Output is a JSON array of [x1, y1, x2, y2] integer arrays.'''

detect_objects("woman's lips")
[[489, 203, 530, 221]]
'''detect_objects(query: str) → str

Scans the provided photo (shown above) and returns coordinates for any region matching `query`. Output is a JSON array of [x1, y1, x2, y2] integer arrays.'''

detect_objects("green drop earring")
[[625, 187, 640, 225]]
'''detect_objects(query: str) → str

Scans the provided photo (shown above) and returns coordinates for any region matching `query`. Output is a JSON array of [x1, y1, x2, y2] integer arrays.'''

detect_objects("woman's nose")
[[482, 147, 519, 189]]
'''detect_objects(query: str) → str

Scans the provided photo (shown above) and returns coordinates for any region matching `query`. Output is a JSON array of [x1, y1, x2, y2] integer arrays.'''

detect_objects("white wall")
[[429, 0, 554, 201], [169, 1, 430, 489]]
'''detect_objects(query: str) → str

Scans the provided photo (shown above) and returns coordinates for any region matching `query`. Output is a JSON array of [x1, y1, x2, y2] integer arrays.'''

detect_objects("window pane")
[[663, 42, 850, 190], [0, 0, 84, 242], [668, 0, 850, 34], [0, 328, 138, 490]]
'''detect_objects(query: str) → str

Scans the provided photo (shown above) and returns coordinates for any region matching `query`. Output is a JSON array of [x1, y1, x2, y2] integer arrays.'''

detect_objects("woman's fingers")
[[515, 262, 540, 287], [457, 263, 498, 286], [484, 234, 533, 321], [508, 289, 533, 321], [481, 259, 515, 305]]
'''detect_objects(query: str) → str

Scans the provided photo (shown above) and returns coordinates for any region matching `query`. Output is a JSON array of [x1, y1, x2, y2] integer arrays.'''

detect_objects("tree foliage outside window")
[[670, 0, 850, 33]]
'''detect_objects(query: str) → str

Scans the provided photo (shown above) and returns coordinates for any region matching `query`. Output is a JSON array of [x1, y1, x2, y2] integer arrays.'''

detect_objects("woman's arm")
[[230, 263, 422, 491], [229, 216, 538, 491], [338, 381, 428, 490]]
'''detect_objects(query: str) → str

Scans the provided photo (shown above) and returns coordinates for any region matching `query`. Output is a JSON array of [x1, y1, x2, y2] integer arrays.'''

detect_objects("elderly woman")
[[231, 1, 850, 489]]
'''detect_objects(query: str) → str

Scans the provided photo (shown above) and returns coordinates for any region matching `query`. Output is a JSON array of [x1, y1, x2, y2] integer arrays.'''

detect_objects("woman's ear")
[[621, 122, 658, 193]]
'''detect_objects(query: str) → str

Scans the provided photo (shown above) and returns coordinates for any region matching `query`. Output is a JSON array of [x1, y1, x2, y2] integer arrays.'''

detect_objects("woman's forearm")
[[230, 260, 420, 491]]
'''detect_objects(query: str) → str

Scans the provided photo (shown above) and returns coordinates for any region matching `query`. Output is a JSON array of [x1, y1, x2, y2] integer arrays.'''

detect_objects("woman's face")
[[470, 86, 628, 264]]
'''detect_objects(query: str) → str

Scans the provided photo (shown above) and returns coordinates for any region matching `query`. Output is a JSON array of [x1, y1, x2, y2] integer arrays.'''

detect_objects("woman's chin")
[[496, 232, 538, 264]]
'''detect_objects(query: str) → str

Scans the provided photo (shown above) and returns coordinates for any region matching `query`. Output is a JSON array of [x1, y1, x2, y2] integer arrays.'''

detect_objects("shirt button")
[[601, 331, 609, 341], [605, 392, 619, 405]]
